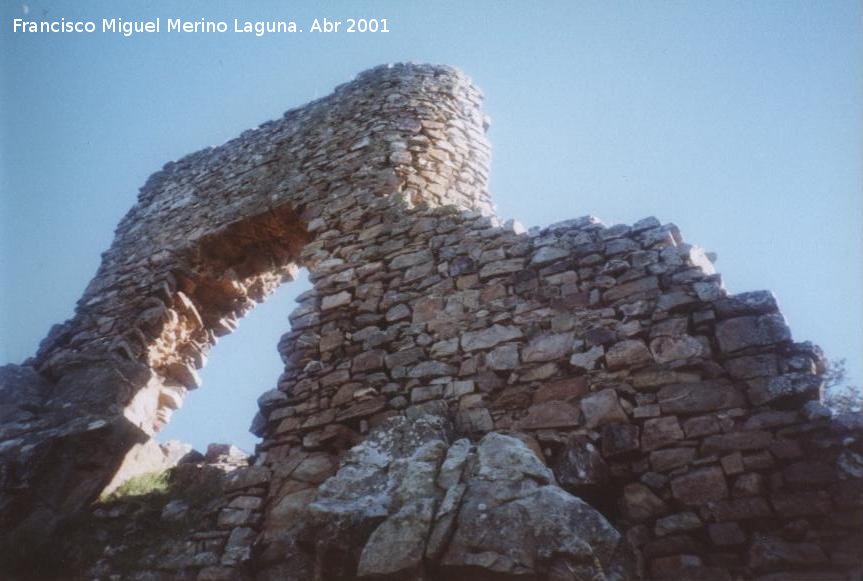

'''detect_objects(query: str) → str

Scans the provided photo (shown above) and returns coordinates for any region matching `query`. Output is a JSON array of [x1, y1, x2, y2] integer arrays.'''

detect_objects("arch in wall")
[[129, 204, 310, 435], [0, 63, 491, 542]]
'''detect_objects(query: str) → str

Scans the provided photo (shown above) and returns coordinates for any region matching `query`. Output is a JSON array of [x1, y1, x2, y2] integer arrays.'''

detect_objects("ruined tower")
[[1, 64, 861, 580]]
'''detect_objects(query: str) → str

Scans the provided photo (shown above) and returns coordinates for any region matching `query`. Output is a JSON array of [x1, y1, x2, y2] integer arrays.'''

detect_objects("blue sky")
[[2, 1, 860, 452]]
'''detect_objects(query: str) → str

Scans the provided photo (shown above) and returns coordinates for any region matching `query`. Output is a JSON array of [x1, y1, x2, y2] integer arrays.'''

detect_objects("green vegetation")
[[1, 465, 227, 579], [99, 470, 170, 502], [823, 357, 863, 413]]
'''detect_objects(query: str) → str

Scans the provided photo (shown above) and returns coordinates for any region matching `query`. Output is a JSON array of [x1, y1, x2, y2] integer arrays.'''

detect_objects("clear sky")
[[2, 1, 861, 452]]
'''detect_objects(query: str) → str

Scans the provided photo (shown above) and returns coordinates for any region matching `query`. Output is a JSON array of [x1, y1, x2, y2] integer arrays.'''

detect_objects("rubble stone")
[[606, 339, 653, 369], [580, 388, 628, 428], [715, 314, 791, 353], [642, 416, 685, 451], [671, 466, 729, 505]]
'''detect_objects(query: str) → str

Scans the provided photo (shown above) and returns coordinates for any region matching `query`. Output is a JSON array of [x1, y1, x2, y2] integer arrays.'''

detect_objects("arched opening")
[[129, 204, 313, 437], [156, 269, 313, 453], [0, 63, 498, 554], [99, 204, 315, 493]]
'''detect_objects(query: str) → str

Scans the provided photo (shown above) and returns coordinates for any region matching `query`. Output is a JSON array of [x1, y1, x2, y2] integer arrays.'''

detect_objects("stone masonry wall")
[[1, 63, 861, 580], [0, 63, 490, 547], [244, 202, 862, 580]]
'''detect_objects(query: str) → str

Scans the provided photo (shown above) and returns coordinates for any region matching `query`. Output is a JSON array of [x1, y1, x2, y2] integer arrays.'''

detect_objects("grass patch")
[[99, 470, 170, 502], [3, 465, 230, 579]]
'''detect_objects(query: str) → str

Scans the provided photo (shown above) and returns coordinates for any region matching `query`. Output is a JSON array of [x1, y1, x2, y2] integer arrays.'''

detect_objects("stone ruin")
[[1, 63, 861, 580]]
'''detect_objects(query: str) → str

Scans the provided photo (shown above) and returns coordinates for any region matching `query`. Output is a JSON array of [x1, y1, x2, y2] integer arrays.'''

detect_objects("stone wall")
[[0, 63, 490, 546], [1, 63, 861, 580]]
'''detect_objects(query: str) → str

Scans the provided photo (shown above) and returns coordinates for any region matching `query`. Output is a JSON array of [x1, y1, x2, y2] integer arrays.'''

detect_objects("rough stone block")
[[461, 324, 523, 352], [657, 380, 745, 415], [605, 339, 653, 369], [485, 343, 520, 370], [701, 431, 772, 454], [650, 447, 696, 472], [650, 334, 708, 364], [569, 345, 604, 371], [555, 435, 609, 490], [352, 349, 386, 372], [641, 416, 685, 451], [654, 512, 702, 537], [478, 258, 524, 280], [601, 422, 641, 457], [708, 497, 772, 521], [748, 535, 828, 572], [516, 401, 582, 430], [522, 332, 573, 363], [708, 522, 746, 546], [532, 376, 588, 404], [321, 291, 352, 311], [580, 388, 628, 428], [747, 372, 821, 407], [455, 408, 494, 433], [622, 482, 668, 522], [714, 291, 778, 319], [724, 354, 779, 379], [671, 466, 729, 505], [682, 414, 721, 438], [604, 276, 659, 302], [715, 313, 790, 353]]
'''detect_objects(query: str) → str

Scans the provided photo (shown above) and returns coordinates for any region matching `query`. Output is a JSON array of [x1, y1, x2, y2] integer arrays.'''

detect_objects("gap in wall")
[[157, 268, 313, 454]]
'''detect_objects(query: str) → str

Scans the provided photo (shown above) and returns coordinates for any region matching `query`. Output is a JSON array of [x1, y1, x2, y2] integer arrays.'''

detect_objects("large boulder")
[[440, 432, 633, 580], [304, 413, 452, 579], [281, 411, 634, 580]]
